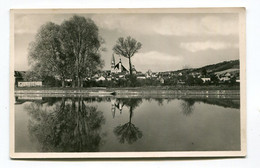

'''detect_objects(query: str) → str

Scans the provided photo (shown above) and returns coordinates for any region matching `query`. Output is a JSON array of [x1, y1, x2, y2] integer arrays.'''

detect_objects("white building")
[[96, 76, 106, 81], [201, 77, 211, 83], [18, 81, 42, 87]]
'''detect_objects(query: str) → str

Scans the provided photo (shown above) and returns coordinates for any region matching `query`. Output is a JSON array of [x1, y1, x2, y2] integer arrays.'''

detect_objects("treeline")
[[38, 73, 239, 88], [82, 74, 238, 88]]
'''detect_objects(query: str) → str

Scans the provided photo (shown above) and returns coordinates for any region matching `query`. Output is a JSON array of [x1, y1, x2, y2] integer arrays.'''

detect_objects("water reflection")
[[113, 98, 143, 144], [15, 96, 240, 152], [153, 98, 164, 106], [25, 97, 105, 152], [181, 99, 195, 116]]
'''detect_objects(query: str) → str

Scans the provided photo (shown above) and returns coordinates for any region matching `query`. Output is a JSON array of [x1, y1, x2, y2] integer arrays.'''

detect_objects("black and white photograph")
[[10, 8, 246, 158]]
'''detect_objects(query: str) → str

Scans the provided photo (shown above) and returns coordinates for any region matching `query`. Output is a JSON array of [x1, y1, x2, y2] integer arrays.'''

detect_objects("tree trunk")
[[61, 80, 65, 88], [129, 106, 133, 123], [77, 77, 80, 87], [80, 78, 83, 87], [61, 97, 65, 108], [128, 57, 132, 75], [72, 79, 75, 88]]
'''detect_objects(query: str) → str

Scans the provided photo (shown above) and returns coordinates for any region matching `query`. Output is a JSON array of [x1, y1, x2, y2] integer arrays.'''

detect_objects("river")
[[14, 96, 240, 152]]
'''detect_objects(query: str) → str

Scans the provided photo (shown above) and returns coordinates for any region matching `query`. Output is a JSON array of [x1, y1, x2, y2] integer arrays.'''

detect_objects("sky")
[[14, 12, 239, 73]]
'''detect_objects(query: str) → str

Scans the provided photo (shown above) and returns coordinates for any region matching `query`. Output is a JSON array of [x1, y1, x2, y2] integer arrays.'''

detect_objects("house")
[[93, 74, 99, 78], [159, 77, 165, 84], [96, 76, 106, 81], [151, 73, 158, 78], [225, 72, 231, 77], [201, 77, 211, 83], [18, 81, 42, 87], [118, 74, 125, 78], [65, 79, 72, 82], [177, 81, 185, 85], [136, 74, 146, 79], [219, 76, 230, 82], [145, 69, 153, 78], [191, 72, 201, 78]]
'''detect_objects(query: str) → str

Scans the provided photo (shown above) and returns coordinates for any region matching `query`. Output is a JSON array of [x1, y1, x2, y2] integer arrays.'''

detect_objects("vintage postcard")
[[10, 8, 246, 158]]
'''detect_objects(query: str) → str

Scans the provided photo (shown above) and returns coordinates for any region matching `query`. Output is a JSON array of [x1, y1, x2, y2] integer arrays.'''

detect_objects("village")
[[14, 54, 240, 88]]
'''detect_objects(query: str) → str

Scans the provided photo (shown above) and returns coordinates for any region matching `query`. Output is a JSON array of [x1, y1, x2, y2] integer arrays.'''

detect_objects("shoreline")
[[14, 87, 240, 98]]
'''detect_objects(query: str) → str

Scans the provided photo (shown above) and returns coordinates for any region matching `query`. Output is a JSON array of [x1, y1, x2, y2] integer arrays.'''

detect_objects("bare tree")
[[113, 36, 142, 75]]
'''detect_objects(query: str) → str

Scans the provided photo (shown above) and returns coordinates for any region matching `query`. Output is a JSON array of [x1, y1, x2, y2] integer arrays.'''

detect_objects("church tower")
[[111, 54, 115, 73], [118, 58, 122, 72]]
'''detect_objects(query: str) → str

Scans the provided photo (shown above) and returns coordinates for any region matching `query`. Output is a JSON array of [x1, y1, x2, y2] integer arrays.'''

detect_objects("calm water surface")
[[15, 96, 240, 152]]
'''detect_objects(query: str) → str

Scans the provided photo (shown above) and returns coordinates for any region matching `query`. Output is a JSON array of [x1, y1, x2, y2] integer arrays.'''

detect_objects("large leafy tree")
[[28, 22, 69, 87], [28, 16, 104, 87], [113, 36, 142, 75], [59, 15, 104, 87]]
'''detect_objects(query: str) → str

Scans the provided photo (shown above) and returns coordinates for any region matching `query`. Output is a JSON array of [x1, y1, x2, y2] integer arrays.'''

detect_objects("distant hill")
[[193, 60, 239, 74], [162, 60, 239, 76]]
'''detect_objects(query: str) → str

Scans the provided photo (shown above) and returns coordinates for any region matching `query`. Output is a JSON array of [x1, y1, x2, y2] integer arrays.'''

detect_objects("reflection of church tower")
[[115, 100, 124, 114], [118, 101, 123, 114], [111, 99, 125, 118], [111, 98, 116, 118]]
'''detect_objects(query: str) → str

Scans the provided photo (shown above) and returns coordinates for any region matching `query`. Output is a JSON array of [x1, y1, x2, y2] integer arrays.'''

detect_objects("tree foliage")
[[113, 36, 142, 75], [28, 16, 104, 87], [60, 16, 104, 87], [28, 22, 67, 83]]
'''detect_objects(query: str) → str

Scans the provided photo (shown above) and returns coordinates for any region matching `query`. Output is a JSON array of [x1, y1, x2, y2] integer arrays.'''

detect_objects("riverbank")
[[15, 86, 240, 97], [15, 85, 240, 91]]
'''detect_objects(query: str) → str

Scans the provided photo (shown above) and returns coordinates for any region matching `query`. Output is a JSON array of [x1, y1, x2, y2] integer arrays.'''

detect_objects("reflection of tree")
[[42, 97, 62, 106], [196, 98, 240, 109], [166, 98, 173, 104], [113, 98, 143, 144], [26, 97, 105, 152], [180, 99, 195, 116], [153, 98, 164, 106]]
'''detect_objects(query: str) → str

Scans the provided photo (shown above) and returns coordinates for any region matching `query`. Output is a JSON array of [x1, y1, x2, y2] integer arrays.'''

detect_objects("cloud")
[[180, 41, 239, 52], [15, 13, 239, 37], [14, 14, 68, 34], [132, 51, 183, 72], [92, 14, 239, 36], [200, 16, 239, 36]]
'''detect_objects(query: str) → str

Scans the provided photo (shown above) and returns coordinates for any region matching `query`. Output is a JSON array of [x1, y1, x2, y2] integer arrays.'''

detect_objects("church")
[[111, 54, 129, 74]]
